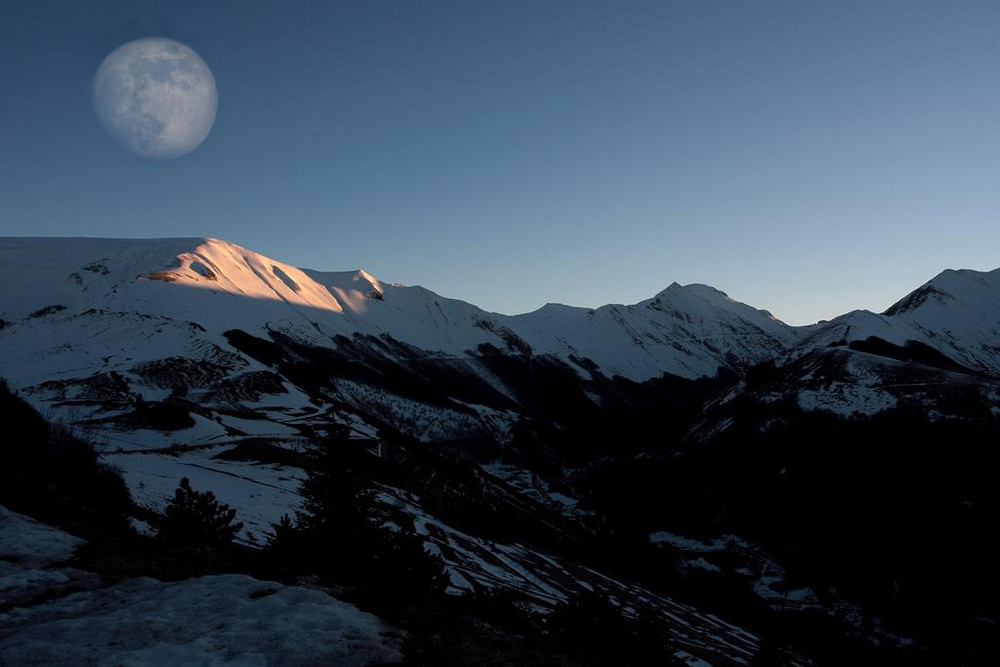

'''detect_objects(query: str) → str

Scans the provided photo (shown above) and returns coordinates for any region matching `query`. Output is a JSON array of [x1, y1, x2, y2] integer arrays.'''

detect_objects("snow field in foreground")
[[1, 574, 403, 666], [0, 506, 403, 665]]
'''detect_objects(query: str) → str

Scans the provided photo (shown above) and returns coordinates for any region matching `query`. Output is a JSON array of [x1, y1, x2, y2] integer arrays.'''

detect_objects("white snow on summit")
[[796, 267, 1000, 375], [0, 236, 800, 383]]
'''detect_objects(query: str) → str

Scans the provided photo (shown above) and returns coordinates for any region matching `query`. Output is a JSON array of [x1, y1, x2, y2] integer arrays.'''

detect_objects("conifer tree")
[[269, 430, 446, 594], [157, 477, 243, 547]]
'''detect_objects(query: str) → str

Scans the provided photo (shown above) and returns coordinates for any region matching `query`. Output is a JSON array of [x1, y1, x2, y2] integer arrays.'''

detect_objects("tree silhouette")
[[269, 431, 446, 595], [157, 477, 243, 547]]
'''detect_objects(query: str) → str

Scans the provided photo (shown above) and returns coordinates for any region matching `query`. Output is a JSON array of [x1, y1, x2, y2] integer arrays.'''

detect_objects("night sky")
[[2, 1, 999, 324]]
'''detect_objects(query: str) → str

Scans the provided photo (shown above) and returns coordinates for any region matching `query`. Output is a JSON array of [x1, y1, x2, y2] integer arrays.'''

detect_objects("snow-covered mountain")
[[6, 235, 1000, 483], [0, 235, 803, 560], [711, 266, 1000, 424], [0, 236, 798, 384], [1, 237, 807, 664], [5, 235, 1000, 464], [795, 267, 1000, 376], [4, 237, 998, 664], [0, 236, 807, 454]]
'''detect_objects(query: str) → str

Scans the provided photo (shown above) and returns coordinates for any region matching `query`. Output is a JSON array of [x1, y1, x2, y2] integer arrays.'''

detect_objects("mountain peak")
[[0, 236, 805, 383], [883, 266, 1000, 317], [653, 282, 730, 301]]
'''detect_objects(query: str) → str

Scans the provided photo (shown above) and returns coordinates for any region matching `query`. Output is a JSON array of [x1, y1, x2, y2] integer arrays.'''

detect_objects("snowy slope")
[[4, 235, 997, 437], [795, 267, 1000, 376], [7, 238, 980, 664], [0, 506, 404, 665], [510, 282, 798, 379], [2, 574, 404, 665], [0, 237, 798, 387], [683, 267, 1000, 427], [305, 270, 800, 380], [0, 236, 804, 567]]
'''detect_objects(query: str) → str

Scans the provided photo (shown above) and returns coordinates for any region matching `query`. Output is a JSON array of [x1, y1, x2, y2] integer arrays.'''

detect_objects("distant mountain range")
[[2, 237, 997, 432], [2, 236, 998, 664], [0, 236, 799, 382]]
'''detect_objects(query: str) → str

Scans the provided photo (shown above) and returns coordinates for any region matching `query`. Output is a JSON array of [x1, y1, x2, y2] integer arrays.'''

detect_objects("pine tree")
[[297, 435, 375, 538], [157, 477, 243, 547], [268, 431, 446, 594]]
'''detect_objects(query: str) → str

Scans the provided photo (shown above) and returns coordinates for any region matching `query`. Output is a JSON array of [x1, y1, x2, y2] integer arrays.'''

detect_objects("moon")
[[93, 38, 217, 159]]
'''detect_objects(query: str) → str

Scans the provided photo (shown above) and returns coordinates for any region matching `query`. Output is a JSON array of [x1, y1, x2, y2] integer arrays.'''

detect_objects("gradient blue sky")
[[2, 1, 999, 324]]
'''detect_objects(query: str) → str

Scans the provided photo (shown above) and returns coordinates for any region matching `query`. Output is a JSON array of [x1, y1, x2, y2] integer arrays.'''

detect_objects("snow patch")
[[0, 574, 403, 665], [0, 506, 84, 569], [797, 383, 898, 417], [0, 506, 90, 609]]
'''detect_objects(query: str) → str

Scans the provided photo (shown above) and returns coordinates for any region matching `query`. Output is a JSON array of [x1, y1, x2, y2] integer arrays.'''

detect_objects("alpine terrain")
[[2, 237, 997, 665]]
